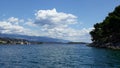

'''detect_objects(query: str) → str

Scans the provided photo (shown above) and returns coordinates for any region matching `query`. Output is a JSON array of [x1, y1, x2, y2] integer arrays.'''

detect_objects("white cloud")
[[8, 17, 19, 23], [7, 17, 24, 25], [40, 26, 93, 42], [34, 8, 77, 28], [25, 19, 37, 27], [0, 17, 29, 35]]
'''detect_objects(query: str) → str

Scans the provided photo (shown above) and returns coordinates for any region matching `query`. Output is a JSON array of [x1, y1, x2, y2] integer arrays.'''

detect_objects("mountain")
[[0, 33, 69, 43]]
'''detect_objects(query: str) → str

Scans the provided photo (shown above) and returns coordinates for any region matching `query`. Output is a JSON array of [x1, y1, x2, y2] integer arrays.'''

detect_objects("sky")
[[0, 0, 120, 42]]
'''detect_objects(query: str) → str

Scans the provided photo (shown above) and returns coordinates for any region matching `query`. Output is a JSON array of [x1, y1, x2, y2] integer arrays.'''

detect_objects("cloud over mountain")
[[0, 9, 92, 42], [33, 8, 92, 42]]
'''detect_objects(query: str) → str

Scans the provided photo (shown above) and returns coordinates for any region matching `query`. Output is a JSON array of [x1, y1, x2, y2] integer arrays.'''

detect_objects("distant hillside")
[[0, 33, 69, 43]]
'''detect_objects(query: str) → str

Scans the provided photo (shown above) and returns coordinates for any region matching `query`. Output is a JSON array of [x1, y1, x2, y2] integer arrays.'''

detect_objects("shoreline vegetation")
[[89, 5, 120, 50]]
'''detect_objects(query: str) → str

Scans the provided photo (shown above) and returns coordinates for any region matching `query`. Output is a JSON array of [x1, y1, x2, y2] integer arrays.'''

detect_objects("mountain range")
[[0, 33, 69, 43]]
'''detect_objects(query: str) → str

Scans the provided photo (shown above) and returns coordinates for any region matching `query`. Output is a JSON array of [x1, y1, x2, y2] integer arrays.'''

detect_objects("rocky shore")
[[88, 42, 120, 50]]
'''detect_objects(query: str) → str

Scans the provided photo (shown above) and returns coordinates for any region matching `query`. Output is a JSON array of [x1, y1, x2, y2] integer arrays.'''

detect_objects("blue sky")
[[0, 0, 120, 42]]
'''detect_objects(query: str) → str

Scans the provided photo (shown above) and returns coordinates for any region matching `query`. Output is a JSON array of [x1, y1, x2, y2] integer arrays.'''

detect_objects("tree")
[[90, 5, 120, 46]]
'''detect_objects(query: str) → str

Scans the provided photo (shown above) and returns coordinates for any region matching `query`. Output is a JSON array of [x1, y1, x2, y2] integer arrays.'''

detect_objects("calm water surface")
[[0, 44, 120, 68]]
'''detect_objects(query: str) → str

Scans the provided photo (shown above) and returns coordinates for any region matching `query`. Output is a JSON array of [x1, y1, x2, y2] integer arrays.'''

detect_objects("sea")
[[0, 44, 120, 68]]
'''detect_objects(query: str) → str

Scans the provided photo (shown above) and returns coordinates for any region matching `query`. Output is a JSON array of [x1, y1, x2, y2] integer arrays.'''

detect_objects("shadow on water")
[[89, 47, 120, 68]]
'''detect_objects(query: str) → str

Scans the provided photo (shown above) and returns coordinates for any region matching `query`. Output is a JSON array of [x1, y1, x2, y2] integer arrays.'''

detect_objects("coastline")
[[88, 42, 120, 50]]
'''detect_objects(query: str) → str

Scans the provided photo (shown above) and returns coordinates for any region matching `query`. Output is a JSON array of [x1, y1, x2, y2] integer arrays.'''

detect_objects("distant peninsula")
[[89, 5, 120, 49]]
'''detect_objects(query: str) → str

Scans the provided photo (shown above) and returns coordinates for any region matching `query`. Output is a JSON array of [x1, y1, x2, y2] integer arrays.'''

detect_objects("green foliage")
[[90, 5, 120, 44]]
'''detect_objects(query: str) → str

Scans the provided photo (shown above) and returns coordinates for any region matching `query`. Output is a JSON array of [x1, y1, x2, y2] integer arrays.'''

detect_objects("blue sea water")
[[0, 44, 120, 68]]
